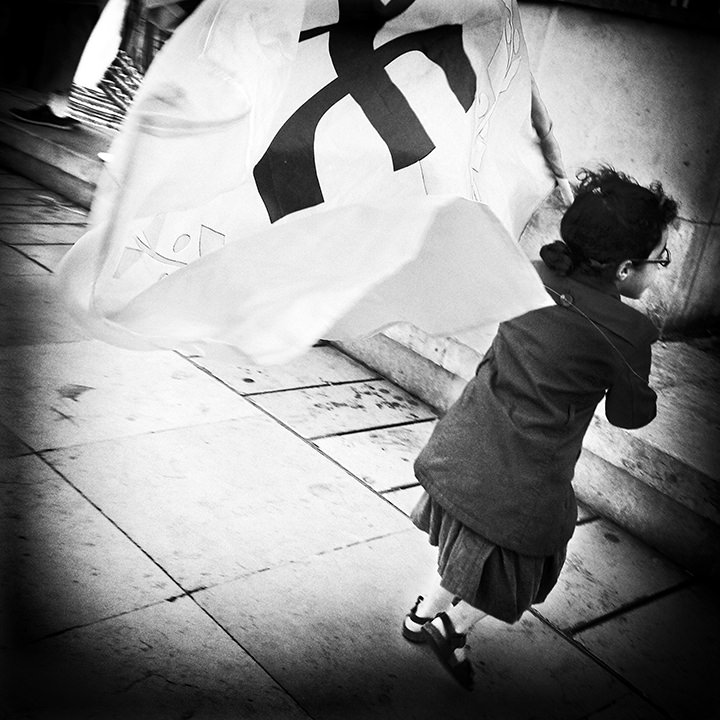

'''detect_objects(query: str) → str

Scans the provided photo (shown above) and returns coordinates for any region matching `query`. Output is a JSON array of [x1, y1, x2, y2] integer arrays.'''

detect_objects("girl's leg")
[[420, 582, 487, 663], [415, 591, 486, 692], [403, 574, 455, 638], [405, 574, 487, 646], [444, 600, 487, 635], [415, 580, 455, 620], [424, 600, 486, 669]]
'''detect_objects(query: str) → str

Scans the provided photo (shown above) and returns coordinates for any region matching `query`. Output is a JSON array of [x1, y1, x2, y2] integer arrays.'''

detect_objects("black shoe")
[[402, 595, 433, 643], [422, 612, 474, 691], [9, 104, 79, 130]]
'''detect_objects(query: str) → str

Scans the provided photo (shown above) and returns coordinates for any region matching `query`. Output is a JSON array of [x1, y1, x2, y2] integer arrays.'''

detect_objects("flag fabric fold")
[[58, 0, 564, 365]]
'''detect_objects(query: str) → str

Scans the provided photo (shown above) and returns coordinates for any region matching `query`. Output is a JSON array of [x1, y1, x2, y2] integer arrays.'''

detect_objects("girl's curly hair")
[[541, 165, 678, 277]]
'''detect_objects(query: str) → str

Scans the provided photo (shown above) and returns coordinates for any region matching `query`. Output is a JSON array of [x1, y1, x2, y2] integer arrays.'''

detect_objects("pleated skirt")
[[411, 491, 567, 624]]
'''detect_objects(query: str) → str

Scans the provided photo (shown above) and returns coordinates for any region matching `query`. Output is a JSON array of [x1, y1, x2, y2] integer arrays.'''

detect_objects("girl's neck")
[[568, 270, 620, 297]]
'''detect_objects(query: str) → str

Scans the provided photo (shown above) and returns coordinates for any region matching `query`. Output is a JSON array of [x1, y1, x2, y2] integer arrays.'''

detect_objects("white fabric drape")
[[58, 0, 564, 364]]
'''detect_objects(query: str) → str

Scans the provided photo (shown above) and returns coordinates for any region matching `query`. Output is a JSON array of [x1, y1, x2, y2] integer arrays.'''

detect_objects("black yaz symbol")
[[253, 0, 477, 223]]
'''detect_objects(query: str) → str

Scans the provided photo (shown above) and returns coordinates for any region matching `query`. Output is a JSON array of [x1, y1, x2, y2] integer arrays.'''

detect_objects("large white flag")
[[57, 0, 566, 364]]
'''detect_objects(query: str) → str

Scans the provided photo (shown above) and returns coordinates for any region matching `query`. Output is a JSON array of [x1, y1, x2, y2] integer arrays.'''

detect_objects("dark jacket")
[[414, 266, 658, 557]]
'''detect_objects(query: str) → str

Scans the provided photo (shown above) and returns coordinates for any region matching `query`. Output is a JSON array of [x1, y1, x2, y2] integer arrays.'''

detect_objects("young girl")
[[403, 166, 678, 690]]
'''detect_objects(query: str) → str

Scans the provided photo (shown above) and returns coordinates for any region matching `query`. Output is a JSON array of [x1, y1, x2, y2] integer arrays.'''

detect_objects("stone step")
[[0, 88, 112, 209], [576, 340, 720, 577], [584, 342, 719, 527]]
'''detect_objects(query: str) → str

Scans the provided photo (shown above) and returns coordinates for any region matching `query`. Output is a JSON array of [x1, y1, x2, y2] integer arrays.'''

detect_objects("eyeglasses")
[[631, 246, 671, 268]]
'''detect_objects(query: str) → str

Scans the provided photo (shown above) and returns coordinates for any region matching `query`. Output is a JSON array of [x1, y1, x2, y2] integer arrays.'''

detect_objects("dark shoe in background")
[[9, 104, 80, 131]]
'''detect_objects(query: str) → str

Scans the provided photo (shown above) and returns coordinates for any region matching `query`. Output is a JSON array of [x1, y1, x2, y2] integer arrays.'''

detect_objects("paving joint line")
[[3, 242, 54, 273], [241, 374, 427, 398], [529, 607, 676, 719], [238, 376, 382, 396], [563, 576, 698, 637], [185, 598, 316, 720], [182, 353, 371, 395], [161, 531, 414, 601], [4, 241, 76, 245], [36, 452, 192, 596], [24, 597, 178, 644], [311, 528, 413, 557], [0, 220, 88, 225], [309, 416, 435, 440], [380, 481, 422, 494]]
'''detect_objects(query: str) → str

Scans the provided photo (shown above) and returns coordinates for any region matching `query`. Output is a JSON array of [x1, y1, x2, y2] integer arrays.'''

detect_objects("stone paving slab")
[[314, 422, 435, 492], [0, 275, 88, 345], [251, 380, 435, 439], [187, 345, 379, 395], [10, 244, 72, 272], [0, 244, 48, 275], [536, 518, 689, 633], [0, 222, 88, 245], [575, 584, 720, 719], [195, 531, 654, 720], [0, 340, 257, 450], [5, 596, 308, 720], [41, 415, 410, 590], [2, 454, 177, 643]]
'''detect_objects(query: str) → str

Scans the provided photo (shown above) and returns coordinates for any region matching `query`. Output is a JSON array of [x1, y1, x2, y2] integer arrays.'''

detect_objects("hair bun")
[[540, 241, 575, 276]]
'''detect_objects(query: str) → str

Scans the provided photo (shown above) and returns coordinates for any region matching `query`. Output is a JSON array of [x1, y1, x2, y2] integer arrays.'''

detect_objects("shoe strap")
[[436, 612, 467, 649], [408, 595, 432, 624]]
